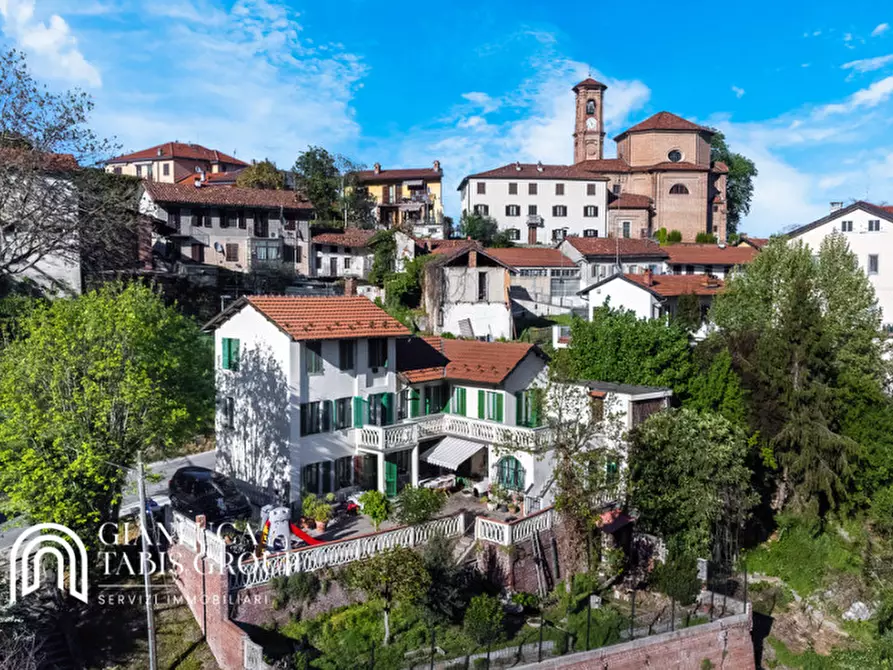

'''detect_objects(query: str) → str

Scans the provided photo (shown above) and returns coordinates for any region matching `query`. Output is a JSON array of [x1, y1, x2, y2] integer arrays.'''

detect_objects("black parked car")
[[168, 467, 251, 522]]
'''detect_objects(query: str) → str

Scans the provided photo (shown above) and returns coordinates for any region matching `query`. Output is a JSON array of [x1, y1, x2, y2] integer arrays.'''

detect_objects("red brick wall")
[[516, 610, 754, 669]]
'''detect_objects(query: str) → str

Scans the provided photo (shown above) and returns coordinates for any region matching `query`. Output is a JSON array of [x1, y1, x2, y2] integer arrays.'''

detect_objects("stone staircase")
[[452, 531, 477, 565]]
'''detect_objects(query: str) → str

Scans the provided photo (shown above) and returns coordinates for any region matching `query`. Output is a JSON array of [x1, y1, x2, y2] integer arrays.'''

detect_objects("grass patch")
[[742, 516, 863, 596], [766, 638, 834, 670]]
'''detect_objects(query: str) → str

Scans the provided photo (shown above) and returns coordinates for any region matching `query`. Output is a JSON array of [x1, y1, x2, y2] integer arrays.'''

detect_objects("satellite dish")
[[214, 242, 224, 253]]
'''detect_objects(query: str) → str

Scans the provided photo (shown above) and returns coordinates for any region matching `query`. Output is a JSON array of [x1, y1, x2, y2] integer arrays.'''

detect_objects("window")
[[334, 397, 352, 430], [869, 254, 879, 275], [622, 221, 631, 238], [203, 210, 212, 228], [841, 220, 853, 232], [302, 462, 320, 492], [515, 389, 541, 428], [508, 182, 518, 195], [869, 219, 881, 232], [451, 387, 467, 415], [344, 256, 352, 270], [163, 163, 170, 177], [136, 165, 142, 177], [552, 205, 567, 217], [237, 212, 246, 229], [426, 384, 448, 414], [331, 341, 353, 372], [254, 211, 269, 237], [477, 271, 488, 300], [669, 184, 689, 195], [254, 240, 280, 262], [555, 183, 565, 196], [520, 268, 548, 277], [528, 205, 538, 216], [583, 205, 598, 217], [305, 340, 323, 375], [225, 243, 239, 262], [113, 166, 122, 175], [583, 229, 598, 238], [528, 183, 538, 195], [551, 229, 567, 242], [496, 456, 525, 491], [668, 149, 682, 163], [507, 228, 521, 241], [505, 204, 521, 217], [167, 207, 180, 228], [587, 183, 597, 196], [335, 455, 352, 488], [192, 243, 204, 263], [368, 338, 388, 369], [478, 390, 504, 422], [477, 182, 486, 194], [300, 401, 321, 436], [551, 268, 580, 299], [222, 397, 235, 429], [704, 264, 713, 275], [473, 204, 489, 216], [612, 184, 621, 195], [685, 265, 695, 275]]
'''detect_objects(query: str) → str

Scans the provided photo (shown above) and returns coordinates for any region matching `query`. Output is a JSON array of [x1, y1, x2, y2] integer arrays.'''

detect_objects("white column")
[[411, 445, 419, 487], [377, 453, 386, 493]]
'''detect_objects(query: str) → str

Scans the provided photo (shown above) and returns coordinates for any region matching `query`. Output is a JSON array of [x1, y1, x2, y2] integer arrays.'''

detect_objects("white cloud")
[[819, 76, 893, 116], [842, 54, 893, 74], [0, 0, 101, 87], [732, 86, 745, 98], [872, 23, 890, 37], [461, 92, 501, 114]]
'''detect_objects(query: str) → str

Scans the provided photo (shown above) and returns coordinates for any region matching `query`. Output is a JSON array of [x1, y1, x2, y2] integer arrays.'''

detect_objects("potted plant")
[[314, 503, 332, 531], [325, 492, 336, 504], [302, 493, 318, 528], [482, 496, 497, 512]]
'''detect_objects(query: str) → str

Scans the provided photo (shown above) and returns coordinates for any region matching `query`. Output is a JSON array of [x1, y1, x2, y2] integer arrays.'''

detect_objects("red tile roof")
[[108, 142, 248, 166], [143, 181, 312, 211], [663, 244, 758, 266], [573, 158, 632, 173], [625, 273, 724, 297], [402, 337, 541, 385], [564, 236, 668, 258], [712, 161, 729, 174], [608, 193, 653, 210], [573, 77, 607, 90], [312, 229, 376, 248], [615, 112, 714, 140], [245, 296, 410, 341], [464, 162, 612, 182], [485, 246, 576, 268], [0, 149, 78, 172], [354, 167, 442, 183], [176, 169, 244, 185]]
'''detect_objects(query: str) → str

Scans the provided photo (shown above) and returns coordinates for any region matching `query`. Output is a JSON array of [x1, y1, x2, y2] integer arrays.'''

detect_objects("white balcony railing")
[[473, 507, 555, 546], [354, 412, 551, 452]]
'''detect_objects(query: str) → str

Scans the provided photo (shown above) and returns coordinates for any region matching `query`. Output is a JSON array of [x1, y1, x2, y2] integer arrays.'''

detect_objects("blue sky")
[[1, 0, 891, 235]]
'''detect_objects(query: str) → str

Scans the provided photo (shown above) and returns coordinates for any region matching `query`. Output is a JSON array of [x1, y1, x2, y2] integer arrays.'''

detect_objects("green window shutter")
[[477, 390, 485, 419], [496, 393, 504, 422], [231, 339, 240, 371], [333, 398, 339, 428], [410, 391, 420, 418], [460, 388, 467, 416], [383, 392, 394, 425], [515, 392, 523, 426], [222, 338, 230, 370], [353, 396, 364, 428]]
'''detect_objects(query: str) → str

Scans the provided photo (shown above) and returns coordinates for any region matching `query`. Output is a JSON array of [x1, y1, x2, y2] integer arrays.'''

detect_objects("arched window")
[[496, 456, 526, 491], [586, 99, 596, 115], [669, 184, 689, 195]]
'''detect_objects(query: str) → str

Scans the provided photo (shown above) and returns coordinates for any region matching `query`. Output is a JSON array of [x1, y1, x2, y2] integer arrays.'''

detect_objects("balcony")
[[354, 413, 551, 453]]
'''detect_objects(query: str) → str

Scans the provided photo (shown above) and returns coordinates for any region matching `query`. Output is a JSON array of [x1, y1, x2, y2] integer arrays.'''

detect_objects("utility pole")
[[137, 451, 158, 670]]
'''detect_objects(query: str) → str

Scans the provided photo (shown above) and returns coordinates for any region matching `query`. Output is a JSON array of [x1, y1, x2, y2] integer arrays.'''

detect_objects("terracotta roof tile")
[[712, 161, 729, 174], [615, 112, 714, 140], [400, 337, 540, 385], [625, 273, 724, 297], [573, 77, 607, 90], [143, 181, 312, 211], [312, 229, 376, 248], [354, 166, 442, 183], [108, 142, 248, 166], [464, 162, 612, 182], [663, 244, 758, 266], [564, 236, 668, 258], [573, 158, 631, 173], [246, 296, 410, 341], [176, 169, 244, 185], [485, 246, 576, 268], [608, 193, 653, 210], [738, 236, 769, 249]]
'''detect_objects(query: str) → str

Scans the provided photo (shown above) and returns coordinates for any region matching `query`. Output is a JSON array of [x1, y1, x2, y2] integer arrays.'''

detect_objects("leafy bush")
[[651, 551, 701, 606], [655, 227, 668, 245], [567, 607, 623, 651], [869, 485, 893, 537], [302, 493, 318, 519], [695, 232, 718, 244], [271, 572, 321, 611], [358, 490, 390, 531], [511, 592, 540, 611], [463, 594, 504, 647], [395, 485, 446, 525], [666, 230, 683, 244]]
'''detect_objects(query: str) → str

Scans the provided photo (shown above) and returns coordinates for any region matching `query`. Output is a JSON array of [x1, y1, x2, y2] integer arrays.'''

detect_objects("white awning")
[[420, 436, 483, 470]]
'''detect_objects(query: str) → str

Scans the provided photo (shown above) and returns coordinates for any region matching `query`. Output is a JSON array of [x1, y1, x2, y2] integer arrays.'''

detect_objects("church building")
[[459, 78, 729, 243]]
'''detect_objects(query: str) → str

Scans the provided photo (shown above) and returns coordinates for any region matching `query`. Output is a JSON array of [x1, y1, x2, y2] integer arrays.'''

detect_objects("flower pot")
[[487, 502, 497, 512]]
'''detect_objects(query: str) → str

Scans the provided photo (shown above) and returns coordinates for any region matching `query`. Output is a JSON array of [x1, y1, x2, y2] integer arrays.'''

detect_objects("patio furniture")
[[420, 474, 456, 491]]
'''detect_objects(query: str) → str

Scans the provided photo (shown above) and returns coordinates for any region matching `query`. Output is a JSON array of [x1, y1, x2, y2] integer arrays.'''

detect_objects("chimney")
[[643, 268, 653, 286], [515, 161, 522, 171], [344, 277, 358, 296], [433, 160, 441, 172], [830, 201, 844, 212], [536, 161, 544, 172], [156, 147, 163, 157], [468, 250, 478, 268], [373, 162, 381, 175]]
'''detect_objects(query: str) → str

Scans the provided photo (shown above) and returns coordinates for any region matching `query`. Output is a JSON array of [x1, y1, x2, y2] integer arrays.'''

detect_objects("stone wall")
[[474, 526, 566, 593], [513, 609, 754, 669]]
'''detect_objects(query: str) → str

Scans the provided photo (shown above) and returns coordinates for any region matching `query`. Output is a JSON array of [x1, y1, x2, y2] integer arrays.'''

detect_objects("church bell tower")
[[573, 77, 607, 164]]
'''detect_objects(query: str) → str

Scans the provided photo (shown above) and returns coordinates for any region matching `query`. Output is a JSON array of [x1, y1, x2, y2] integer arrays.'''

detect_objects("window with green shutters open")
[[221, 338, 240, 371], [451, 387, 467, 415], [515, 389, 542, 427], [478, 390, 504, 422], [497, 456, 525, 491], [426, 384, 448, 414]]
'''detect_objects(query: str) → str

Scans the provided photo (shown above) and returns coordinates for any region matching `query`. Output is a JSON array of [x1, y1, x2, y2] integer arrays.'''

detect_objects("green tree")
[[340, 165, 378, 229], [628, 408, 757, 557], [236, 159, 285, 189], [685, 344, 746, 427], [293, 146, 340, 221], [394, 485, 446, 525], [0, 282, 213, 541], [672, 292, 702, 332], [463, 594, 505, 648], [710, 131, 757, 236], [420, 534, 466, 623], [695, 232, 717, 244], [458, 211, 509, 246], [368, 230, 396, 286], [651, 550, 701, 606], [347, 547, 430, 645], [358, 489, 390, 531]]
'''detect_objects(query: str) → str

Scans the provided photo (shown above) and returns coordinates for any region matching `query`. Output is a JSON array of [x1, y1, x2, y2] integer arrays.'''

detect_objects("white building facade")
[[458, 164, 609, 245]]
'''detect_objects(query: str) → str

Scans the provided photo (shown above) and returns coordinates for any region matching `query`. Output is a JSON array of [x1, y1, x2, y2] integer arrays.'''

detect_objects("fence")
[[473, 507, 555, 546], [230, 512, 466, 590]]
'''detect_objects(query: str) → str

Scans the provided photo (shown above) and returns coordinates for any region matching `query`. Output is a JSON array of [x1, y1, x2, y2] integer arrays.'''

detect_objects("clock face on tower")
[[585, 117, 598, 130]]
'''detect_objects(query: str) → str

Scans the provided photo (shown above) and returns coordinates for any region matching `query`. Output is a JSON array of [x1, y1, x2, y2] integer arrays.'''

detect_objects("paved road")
[[0, 449, 216, 551]]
